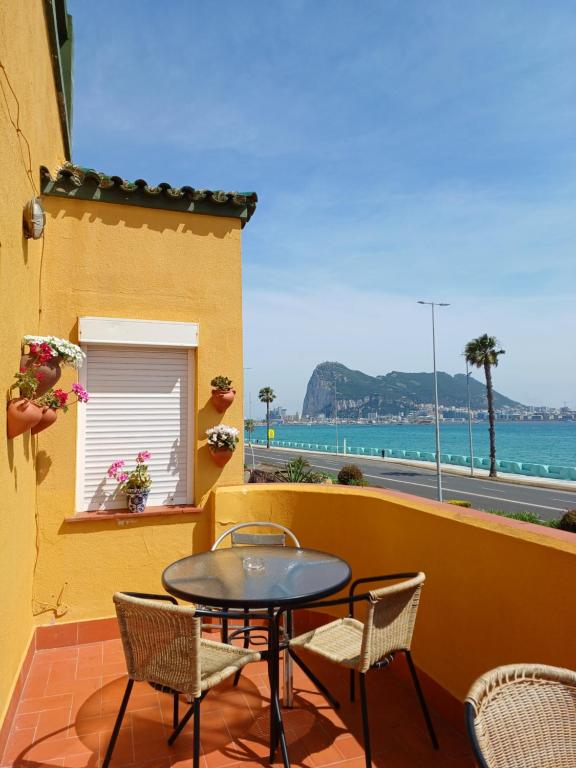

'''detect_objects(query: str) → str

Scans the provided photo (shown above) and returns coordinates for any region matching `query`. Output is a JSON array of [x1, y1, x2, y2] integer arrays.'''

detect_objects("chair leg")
[[168, 696, 197, 745], [102, 678, 134, 768], [234, 605, 251, 686], [222, 616, 229, 644], [173, 692, 179, 729], [405, 651, 439, 749], [288, 649, 340, 709], [283, 610, 293, 707], [359, 673, 372, 768], [350, 669, 355, 702], [193, 697, 201, 768]]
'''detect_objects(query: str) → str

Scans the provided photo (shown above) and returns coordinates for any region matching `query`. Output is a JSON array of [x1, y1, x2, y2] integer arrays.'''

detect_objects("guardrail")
[[247, 438, 576, 481]]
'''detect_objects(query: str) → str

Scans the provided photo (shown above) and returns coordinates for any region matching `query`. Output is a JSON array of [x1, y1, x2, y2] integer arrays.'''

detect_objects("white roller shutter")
[[77, 344, 193, 511]]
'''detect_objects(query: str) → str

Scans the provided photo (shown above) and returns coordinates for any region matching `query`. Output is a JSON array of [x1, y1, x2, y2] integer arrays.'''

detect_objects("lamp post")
[[417, 300, 450, 501], [465, 358, 474, 477], [334, 383, 340, 455]]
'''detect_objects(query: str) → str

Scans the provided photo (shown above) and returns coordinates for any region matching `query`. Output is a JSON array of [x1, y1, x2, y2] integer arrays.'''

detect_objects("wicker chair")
[[102, 592, 261, 768], [287, 572, 438, 768], [465, 664, 576, 768], [211, 522, 300, 702]]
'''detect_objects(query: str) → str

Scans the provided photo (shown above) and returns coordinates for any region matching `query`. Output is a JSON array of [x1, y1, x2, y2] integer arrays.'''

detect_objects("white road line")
[[250, 452, 566, 512]]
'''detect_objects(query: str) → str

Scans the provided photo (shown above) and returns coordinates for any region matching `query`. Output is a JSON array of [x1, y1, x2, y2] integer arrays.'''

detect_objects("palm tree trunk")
[[266, 402, 270, 449], [484, 361, 497, 478]]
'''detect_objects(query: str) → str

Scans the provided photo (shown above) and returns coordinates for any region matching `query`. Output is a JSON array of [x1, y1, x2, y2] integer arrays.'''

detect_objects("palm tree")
[[258, 387, 276, 448], [464, 334, 505, 478], [244, 418, 255, 445]]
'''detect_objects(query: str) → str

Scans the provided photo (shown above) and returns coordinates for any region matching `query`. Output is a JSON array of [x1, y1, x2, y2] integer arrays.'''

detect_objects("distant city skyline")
[[69, 1, 576, 416]]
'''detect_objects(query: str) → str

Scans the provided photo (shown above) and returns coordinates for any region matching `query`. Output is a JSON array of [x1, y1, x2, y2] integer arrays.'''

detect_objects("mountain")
[[302, 362, 523, 418]]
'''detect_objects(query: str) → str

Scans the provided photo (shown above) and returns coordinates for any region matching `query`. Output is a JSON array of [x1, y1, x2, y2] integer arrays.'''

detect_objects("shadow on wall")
[[35, 450, 52, 484], [45, 201, 238, 239]]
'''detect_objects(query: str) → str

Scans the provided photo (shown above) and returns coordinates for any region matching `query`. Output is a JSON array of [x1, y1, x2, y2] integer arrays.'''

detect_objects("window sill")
[[64, 504, 201, 524]]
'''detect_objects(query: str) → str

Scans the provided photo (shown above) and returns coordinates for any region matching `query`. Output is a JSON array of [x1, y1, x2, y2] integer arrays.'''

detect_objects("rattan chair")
[[465, 663, 576, 768], [286, 572, 438, 768], [211, 521, 300, 701], [102, 592, 261, 768]]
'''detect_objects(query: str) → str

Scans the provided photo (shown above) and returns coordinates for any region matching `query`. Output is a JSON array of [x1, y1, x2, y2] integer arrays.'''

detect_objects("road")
[[246, 446, 576, 521]]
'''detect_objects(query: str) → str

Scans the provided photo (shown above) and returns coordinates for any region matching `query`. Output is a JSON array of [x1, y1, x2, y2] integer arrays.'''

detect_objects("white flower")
[[23, 335, 86, 368], [206, 424, 240, 450]]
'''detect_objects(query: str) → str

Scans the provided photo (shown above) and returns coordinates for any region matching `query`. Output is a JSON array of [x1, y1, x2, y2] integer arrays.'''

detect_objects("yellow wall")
[[0, 0, 67, 724], [29, 195, 246, 622], [212, 484, 576, 701]]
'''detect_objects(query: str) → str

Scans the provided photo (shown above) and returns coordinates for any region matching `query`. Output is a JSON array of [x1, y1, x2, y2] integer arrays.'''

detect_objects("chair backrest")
[[358, 572, 425, 672], [465, 664, 576, 768], [211, 521, 301, 550], [114, 593, 202, 698]]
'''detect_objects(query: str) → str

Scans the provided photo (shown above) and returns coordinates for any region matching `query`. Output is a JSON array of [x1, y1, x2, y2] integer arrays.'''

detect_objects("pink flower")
[[71, 383, 90, 403], [136, 451, 151, 463], [107, 459, 125, 478], [54, 389, 68, 407], [117, 473, 129, 483]]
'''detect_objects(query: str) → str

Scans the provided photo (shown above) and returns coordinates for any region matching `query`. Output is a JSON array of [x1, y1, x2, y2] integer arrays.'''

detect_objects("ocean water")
[[248, 421, 576, 467]]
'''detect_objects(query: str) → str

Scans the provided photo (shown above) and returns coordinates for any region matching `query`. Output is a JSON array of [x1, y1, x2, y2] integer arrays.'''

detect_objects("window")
[[76, 344, 194, 511]]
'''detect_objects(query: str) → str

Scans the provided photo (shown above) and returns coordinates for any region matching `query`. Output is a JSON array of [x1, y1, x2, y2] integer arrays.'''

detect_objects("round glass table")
[[162, 546, 351, 768], [162, 545, 351, 609]]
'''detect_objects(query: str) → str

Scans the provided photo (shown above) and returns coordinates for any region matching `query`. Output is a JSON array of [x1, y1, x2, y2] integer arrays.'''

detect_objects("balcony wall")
[[211, 483, 576, 703]]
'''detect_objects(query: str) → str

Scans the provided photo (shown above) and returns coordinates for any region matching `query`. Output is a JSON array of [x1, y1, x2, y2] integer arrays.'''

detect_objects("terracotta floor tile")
[[17, 693, 74, 715], [1, 726, 37, 765], [36, 647, 80, 662]]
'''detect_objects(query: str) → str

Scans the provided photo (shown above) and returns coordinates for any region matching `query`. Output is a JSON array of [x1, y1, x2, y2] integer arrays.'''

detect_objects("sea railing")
[[247, 438, 576, 481]]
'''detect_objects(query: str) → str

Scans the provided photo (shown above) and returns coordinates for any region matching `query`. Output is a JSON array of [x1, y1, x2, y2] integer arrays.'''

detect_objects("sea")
[[248, 421, 576, 468]]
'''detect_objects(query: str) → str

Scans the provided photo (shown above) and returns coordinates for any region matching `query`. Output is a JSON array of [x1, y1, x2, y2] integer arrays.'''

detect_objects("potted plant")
[[21, 335, 85, 396], [210, 375, 236, 413], [6, 368, 43, 438], [206, 424, 239, 467], [107, 451, 152, 512], [32, 383, 90, 435]]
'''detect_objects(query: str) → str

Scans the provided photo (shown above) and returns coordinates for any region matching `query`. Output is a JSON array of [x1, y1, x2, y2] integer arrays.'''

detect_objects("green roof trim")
[[44, 0, 73, 159], [40, 163, 258, 226]]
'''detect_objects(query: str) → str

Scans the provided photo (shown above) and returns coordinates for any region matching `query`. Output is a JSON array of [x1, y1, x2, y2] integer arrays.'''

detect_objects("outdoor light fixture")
[[23, 197, 45, 239]]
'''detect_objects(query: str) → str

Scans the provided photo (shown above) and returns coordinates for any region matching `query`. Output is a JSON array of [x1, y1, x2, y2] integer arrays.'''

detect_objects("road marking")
[[250, 451, 566, 512]]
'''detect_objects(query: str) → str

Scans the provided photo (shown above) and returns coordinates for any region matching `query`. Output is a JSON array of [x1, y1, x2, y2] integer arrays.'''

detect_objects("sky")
[[68, 1, 576, 415]]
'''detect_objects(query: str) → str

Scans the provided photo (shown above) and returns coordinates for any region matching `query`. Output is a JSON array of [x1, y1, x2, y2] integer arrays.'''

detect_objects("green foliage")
[[446, 499, 472, 508], [488, 509, 563, 529], [12, 369, 40, 399], [337, 464, 365, 486], [211, 375, 233, 391], [258, 386, 276, 404], [276, 456, 326, 484], [464, 334, 506, 369], [559, 509, 576, 533]]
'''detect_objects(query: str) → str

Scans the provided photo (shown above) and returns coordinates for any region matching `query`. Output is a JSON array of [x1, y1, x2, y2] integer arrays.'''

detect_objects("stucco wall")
[[28, 196, 245, 623], [212, 484, 576, 702], [0, 0, 67, 724]]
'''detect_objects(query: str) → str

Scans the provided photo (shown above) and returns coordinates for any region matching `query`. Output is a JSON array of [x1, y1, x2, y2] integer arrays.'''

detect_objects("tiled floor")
[[1, 637, 474, 767]]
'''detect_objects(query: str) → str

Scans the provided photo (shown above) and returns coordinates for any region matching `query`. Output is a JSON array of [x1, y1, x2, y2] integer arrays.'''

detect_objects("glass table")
[[162, 545, 351, 768]]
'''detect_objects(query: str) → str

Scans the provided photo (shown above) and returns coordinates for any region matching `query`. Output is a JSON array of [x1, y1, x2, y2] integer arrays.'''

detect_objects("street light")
[[417, 300, 450, 501], [334, 382, 340, 455], [465, 358, 475, 477]]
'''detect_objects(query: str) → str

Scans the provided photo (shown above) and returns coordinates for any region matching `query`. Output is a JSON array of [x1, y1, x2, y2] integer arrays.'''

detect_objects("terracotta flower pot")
[[209, 447, 234, 467], [6, 398, 43, 438], [31, 406, 58, 435], [20, 354, 62, 397], [211, 388, 236, 413]]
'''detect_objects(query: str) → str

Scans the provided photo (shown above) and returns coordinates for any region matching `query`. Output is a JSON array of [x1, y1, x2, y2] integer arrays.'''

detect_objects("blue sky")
[[69, 1, 576, 414]]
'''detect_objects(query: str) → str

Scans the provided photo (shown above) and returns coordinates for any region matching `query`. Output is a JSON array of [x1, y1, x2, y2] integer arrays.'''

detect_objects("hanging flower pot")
[[125, 488, 150, 513], [209, 446, 234, 467], [6, 398, 43, 438], [19, 353, 62, 397], [211, 388, 236, 413], [31, 406, 58, 435], [210, 376, 235, 413]]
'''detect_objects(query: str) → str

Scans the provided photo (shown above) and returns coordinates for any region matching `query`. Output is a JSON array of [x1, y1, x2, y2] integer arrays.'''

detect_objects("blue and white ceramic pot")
[[125, 489, 149, 513]]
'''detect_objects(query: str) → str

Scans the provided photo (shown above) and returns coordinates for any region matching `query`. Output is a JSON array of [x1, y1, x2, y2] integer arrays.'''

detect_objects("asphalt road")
[[246, 446, 576, 521]]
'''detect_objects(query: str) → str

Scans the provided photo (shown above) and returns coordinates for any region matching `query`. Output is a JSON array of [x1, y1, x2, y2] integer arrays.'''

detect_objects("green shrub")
[[210, 375, 233, 391], [446, 499, 472, 508], [559, 509, 576, 533], [276, 456, 326, 484], [488, 509, 562, 528], [337, 464, 365, 486]]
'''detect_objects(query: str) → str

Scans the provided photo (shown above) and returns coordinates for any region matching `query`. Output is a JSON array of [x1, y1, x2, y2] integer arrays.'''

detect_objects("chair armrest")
[[275, 593, 370, 629], [349, 573, 420, 617], [120, 591, 178, 605]]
